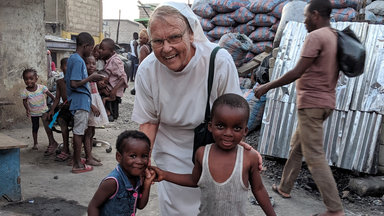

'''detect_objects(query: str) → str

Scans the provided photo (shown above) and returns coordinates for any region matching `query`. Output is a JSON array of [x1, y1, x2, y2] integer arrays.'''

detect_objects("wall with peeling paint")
[[0, 0, 46, 128]]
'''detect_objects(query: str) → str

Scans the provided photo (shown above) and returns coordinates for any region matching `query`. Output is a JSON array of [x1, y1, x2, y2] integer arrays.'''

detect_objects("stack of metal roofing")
[[259, 21, 384, 174]]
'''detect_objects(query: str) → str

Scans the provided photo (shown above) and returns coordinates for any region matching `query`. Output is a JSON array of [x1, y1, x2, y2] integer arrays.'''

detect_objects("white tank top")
[[130, 40, 138, 57], [197, 144, 249, 216]]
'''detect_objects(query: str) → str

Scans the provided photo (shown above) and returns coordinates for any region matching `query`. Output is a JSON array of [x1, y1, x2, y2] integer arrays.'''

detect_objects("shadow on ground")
[[2, 197, 87, 216]]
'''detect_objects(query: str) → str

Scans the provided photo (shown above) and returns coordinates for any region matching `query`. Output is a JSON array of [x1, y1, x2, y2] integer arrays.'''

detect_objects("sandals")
[[72, 164, 93, 174], [44, 144, 58, 156], [272, 184, 291, 198], [67, 157, 86, 166], [55, 152, 70, 162]]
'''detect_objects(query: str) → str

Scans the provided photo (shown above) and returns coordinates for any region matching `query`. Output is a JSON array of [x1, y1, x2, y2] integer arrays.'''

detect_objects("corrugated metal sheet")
[[259, 21, 384, 174]]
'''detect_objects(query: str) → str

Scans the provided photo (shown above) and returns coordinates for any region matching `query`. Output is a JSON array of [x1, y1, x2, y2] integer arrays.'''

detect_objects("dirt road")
[[0, 85, 382, 216]]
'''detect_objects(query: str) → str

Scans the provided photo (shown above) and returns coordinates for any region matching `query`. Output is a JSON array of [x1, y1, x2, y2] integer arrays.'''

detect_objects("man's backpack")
[[337, 26, 366, 77]]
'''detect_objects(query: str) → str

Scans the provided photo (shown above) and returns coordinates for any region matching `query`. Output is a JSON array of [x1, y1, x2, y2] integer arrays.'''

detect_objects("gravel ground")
[[1, 84, 384, 215], [246, 130, 384, 215]]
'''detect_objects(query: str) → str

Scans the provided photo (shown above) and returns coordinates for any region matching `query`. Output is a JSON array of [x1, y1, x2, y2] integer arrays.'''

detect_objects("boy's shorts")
[[72, 110, 89, 135]]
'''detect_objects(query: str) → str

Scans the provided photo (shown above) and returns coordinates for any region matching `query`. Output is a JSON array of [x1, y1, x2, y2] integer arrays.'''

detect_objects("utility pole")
[[116, 9, 121, 43]]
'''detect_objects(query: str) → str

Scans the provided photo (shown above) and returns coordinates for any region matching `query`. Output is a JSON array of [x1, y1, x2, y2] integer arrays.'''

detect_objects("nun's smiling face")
[[149, 15, 195, 72]]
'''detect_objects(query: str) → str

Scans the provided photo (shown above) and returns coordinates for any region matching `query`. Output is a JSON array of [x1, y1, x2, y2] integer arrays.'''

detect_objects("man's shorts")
[[72, 110, 89, 135]]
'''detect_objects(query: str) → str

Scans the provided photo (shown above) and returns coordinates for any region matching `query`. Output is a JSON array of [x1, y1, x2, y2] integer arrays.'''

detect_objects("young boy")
[[48, 57, 72, 161], [152, 93, 276, 216], [65, 32, 104, 173], [99, 38, 128, 122]]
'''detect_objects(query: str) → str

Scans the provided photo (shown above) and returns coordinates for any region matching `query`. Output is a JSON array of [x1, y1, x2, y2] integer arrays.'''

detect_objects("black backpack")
[[337, 26, 366, 77]]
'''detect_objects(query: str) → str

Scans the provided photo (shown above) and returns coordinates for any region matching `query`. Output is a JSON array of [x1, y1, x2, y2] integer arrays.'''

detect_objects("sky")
[[103, 0, 192, 21]]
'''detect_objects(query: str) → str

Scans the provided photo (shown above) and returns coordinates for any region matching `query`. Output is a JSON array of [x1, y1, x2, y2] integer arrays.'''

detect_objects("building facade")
[[44, 0, 103, 67], [103, 19, 142, 46], [0, 0, 104, 127]]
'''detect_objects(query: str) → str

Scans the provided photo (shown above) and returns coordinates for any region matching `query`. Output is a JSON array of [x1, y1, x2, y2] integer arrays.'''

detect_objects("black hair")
[[116, 130, 151, 154], [101, 38, 115, 51], [60, 57, 68, 68], [85, 55, 95, 63], [93, 44, 100, 52], [308, 0, 332, 18], [211, 93, 250, 121], [76, 32, 95, 47], [22, 68, 37, 79], [133, 32, 138, 39]]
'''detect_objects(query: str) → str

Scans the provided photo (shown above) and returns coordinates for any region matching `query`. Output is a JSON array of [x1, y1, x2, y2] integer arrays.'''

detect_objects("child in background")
[[84, 55, 109, 166], [48, 58, 72, 161], [92, 44, 105, 72], [88, 130, 156, 216], [99, 38, 128, 122], [65, 32, 104, 174], [21, 68, 58, 152], [152, 93, 276, 216]]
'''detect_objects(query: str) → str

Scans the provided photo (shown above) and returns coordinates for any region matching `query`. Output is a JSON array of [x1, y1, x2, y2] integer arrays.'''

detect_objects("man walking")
[[255, 0, 344, 215], [129, 32, 139, 82]]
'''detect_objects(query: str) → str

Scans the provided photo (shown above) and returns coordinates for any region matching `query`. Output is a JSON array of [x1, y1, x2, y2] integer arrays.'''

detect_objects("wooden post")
[[116, 9, 121, 43]]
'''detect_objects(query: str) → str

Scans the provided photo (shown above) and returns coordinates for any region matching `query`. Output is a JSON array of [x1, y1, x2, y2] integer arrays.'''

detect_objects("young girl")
[[84, 55, 109, 166], [152, 93, 276, 216], [21, 68, 58, 152], [88, 130, 156, 215]]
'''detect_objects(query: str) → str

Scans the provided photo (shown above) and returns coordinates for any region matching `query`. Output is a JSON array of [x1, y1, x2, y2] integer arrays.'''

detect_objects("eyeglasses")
[[150, 30, 187, 48]]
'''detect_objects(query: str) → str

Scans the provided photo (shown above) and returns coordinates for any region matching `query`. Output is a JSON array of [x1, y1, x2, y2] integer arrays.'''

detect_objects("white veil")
[[155, 2, 209, 43]]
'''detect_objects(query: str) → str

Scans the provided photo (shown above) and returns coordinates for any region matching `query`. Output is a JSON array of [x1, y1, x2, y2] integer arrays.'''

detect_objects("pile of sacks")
[[192, 0, 361, 67], [364, 0, 384, 24], [329, 0, 360, 22], [193, 0, 286, 67]]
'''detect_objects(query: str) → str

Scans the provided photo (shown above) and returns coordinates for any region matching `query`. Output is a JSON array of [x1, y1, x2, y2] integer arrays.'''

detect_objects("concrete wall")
[[65, 0, 102, 37], [103, 19, 142, 44], [0, 0, 47, 128]]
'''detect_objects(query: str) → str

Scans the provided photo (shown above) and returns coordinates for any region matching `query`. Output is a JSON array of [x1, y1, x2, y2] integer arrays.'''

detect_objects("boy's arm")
[[137, 168, 156, 209], [70, 73, 104, 89], [49, 83, 62, 116], [46, 90, 55, 101], [152, 147, 204, 187], [248, 150, 276, 216], [110, 78, 126, 99], [22, 99, 30, 117], [88, 179, 117, 216]]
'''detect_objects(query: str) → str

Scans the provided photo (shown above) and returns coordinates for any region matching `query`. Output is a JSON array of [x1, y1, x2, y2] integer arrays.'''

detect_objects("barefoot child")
[[21, 68, 58, 152], [152, 93, 276, 216], [84, 55, 109, 166], [88, 130, 156, 216]]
